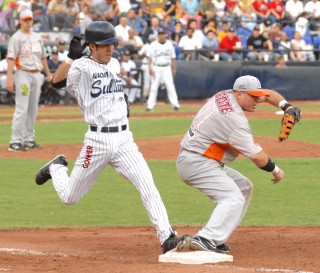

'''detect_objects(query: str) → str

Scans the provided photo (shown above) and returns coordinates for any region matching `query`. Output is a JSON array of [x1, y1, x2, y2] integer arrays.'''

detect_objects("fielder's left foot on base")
[[35, 155, 68, 185], [162, 234, 192, 253]]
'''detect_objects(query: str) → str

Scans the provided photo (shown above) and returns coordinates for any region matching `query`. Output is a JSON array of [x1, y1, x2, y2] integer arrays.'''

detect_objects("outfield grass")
[[0, 105, 319, 230]]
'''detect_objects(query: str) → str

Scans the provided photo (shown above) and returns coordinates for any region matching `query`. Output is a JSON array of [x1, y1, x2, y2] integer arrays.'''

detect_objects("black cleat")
[[217, 243, 232, 254], [8, 143, 28, 152], [190, 236, 223, 253], [35, 155, 68, 185], [162, 233, 192, 254], [24, 141, 41, 149]]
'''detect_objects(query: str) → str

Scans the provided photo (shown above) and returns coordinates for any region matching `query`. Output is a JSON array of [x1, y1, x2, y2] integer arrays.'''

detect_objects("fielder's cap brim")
[[246, 89, 270, 97]]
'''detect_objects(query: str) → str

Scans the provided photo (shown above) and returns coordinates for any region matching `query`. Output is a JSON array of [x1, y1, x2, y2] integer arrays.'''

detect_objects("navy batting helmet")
[[84, 21, 119, 45]]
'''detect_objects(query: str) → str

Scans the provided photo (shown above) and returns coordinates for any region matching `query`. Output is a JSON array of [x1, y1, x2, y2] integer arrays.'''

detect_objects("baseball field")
[[0, 100, 319, 273]]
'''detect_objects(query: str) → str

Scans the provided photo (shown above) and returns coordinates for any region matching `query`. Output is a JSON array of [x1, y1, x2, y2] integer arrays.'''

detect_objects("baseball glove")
[[279, 104, 301, 141]]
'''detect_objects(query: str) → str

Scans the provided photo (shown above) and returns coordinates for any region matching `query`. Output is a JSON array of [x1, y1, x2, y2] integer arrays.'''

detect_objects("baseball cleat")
[[24, 141, 41, 149], [162, 234, 192, 254], [35, 155, 68, 185], [217, 243, 232, 254], [8, 143, 28, 152], [190, 236, 224, 253]]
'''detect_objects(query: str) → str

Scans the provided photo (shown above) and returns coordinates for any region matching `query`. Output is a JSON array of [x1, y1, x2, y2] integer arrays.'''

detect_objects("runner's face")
[[90, 43, 115, 64]]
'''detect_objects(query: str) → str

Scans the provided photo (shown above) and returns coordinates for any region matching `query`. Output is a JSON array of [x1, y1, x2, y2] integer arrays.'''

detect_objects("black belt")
[[90, 125, 127, 133], [154, 63, 170, 67]]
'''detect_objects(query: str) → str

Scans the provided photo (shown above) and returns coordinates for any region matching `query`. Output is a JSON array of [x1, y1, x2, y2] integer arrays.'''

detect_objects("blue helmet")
[[84, 21, 119, 45]]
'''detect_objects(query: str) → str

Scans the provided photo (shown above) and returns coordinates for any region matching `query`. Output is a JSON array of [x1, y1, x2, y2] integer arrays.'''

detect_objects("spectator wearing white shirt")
[[115, 16, 132, 42], [178, 27, 199, 60], [295, 12, 310, 38], [285, 0, 303, 25], [291, 31, 315, 61], [188, 19, 205, 49], [304, 0, 320, 29]]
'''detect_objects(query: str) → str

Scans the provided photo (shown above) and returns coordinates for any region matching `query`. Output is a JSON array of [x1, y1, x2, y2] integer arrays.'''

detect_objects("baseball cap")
[[59, 40, 66, 45], [123, 50, 131, 55], [228, 26, 236, 32], [20, 9, 33, 21], [233, 75, 269, 97], [158, 28, 166, 34], [253, 26, 260, 31]]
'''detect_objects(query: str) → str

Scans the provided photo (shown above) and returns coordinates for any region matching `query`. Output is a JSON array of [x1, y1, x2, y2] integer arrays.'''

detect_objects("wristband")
[[64, 57, 74, 65], [278, 100, 288, 109], [272, 165, 280, 174], [260, 158, 276, 172]]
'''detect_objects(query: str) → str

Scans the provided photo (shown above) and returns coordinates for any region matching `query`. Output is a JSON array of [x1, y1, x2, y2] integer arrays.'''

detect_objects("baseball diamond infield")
[[0, 101, 319, 273]]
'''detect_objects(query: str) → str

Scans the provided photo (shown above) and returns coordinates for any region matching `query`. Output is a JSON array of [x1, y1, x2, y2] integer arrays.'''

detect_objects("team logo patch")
[[82, 145, 93, 169], [215, 91, 234, 114]]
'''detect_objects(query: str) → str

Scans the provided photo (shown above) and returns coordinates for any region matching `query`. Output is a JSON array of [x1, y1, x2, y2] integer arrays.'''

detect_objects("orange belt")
[[20, 69, 40, 73]]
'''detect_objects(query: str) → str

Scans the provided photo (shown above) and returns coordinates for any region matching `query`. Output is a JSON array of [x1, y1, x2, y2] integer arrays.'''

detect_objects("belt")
[[20, 69, 40, 73], [153, 63, 170, 67], [90, 125, 127, 133]]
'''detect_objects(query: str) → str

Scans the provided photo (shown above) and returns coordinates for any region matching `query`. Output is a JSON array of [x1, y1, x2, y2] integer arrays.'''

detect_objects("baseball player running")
[[35, 21, 191, 253], [176, 75, 301, 253], [146, 28, 180, 112], [7, 9, 52, 151]]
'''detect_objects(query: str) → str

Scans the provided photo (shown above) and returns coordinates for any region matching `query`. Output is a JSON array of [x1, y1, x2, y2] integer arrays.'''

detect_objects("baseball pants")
[[177, 149, 253, 246]]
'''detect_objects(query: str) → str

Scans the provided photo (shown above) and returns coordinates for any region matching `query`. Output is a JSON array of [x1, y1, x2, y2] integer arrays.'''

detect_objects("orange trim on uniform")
[[15, 58, 22, 69], [203, 143, 242, 161]]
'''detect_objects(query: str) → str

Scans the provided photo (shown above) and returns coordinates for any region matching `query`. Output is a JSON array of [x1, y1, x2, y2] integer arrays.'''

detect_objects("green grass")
[[0, 158, 319, 229]]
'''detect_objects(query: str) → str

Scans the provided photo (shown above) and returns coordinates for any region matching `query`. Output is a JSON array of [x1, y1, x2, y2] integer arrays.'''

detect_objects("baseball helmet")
[[84, 21, 119, 45]]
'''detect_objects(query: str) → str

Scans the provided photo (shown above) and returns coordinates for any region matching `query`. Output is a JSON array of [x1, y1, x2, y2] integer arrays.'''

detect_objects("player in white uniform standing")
[[34, 21, 191, 253], [176, 75, 301, 253], [146, 28, 180, 112], [7, 10, 52, 151]]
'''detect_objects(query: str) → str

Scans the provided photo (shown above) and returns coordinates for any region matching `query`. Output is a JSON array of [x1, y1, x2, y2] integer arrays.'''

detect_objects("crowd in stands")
[[1, 0, 320, 63]]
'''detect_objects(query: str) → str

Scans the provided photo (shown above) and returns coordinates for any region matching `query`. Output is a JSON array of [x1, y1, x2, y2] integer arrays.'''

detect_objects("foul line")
[[206, 264, 315, 273], [0, 247, 71, 257]]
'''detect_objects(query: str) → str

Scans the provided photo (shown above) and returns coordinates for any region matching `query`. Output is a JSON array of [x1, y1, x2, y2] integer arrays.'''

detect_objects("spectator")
[[129, 0, 142, 16], [112, 36, 125, 62], [219, 26, 243, 61], [198, 0, 216, 27], [201, 29, 220, 60], [171, 20, 185, 57], [181, 0, 201, 29], [217, 21, 230, 43], [203, 19, 218, 34], [285, 0, 303, 25], [241, 6, 257, 31], [175, 0, 184, 21], [188, 18, 205, 49], [252, 0, 271, 23], [120, 50, 141, 104], [0, 2, 18, 32], [17, 0, 32, 13], [141, 0, 153, 22], [178, 27, 199, 60], [31, 0, 49, 31], [268, 0, 285, 24], [246, 26, 270, 61], [275, 55, 287, 68], [46, 0, 68, 30], [259, 18, 272, 34], [238, 0, 253, 15], [127, 8, 147, 36], [213, 0, 226, 25], [48, 48, 62, 72], [162, 0, 177, 20], [118, 0, 131, 14], [304, 0, 320, 29], [160, 14, 176, 37], [0, 53, 9, 90], [115, 15, 132, 42], [295, 11, 310, 38], [76, 3, 93, 34], [126, 28, 144, 55], [269, 22, 283, 48], [143, 16, 161, 43], [278, 31, 296, 60], [57, 40, 69, 62], [65, 0, 80, 29], [225, 0, 241, 22], [92, 0, 119, 25], [291, 30, 315, 61]]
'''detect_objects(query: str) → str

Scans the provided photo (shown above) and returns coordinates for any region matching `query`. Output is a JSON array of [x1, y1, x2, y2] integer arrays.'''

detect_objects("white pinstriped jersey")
[[66, 57, 128, 127], [147, 40, 176, 66], [181, 90, 262, 163]]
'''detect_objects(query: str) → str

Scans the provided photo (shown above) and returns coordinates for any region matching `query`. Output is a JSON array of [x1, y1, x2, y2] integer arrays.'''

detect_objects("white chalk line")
[[205, 264, 315, 273], [0, 247, 73, 257]]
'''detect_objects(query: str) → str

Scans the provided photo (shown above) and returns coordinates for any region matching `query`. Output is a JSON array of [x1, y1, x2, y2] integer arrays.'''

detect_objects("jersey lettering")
[[215, 91, 234, 114], [93, 71, 109, 79], [82, 145, 93, 169], [91, 79, 123, 98]]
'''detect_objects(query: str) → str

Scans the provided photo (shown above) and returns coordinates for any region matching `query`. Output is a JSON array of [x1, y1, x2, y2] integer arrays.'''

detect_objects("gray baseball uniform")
[[176, 90, 260, 246], [7, 29, 47, 145], [49, 56, 175, 244]]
